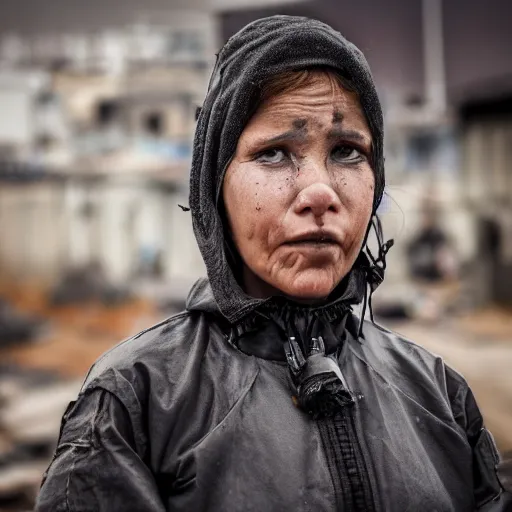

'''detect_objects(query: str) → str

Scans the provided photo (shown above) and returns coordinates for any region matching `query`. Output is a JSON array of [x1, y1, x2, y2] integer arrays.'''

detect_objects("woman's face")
[[223, 72, 375, 300]]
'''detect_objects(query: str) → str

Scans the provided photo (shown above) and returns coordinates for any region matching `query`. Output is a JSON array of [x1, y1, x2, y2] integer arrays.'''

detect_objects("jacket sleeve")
[[453, 378, 512, 511], [35, 386, 166, 512]]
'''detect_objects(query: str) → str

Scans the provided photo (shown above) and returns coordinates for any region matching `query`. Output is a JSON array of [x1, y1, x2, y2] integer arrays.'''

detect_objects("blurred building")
[[0, 0, 511, 307], [459, 90, 512, 305], [0, 11, 217, 300]]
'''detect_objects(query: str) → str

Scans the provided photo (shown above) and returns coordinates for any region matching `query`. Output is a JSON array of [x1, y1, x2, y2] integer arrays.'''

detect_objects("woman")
[[36, 15, 510, 511]]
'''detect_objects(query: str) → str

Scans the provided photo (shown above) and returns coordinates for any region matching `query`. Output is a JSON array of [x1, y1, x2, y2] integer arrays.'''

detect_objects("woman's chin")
[[244, 263, 347, 301], [277, 271, 341, 302]]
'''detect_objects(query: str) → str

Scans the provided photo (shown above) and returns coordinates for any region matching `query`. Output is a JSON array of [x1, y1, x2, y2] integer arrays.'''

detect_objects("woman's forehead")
[[242, 77, 371, 144]]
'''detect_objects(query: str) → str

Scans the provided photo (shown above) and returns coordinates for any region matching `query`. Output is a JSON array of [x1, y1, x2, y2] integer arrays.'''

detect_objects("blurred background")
[[0, 0, 511, 509]]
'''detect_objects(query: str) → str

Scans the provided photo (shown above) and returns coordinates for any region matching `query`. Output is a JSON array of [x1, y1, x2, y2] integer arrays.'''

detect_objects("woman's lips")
[[285, 239, 337, 246], [284, 230, 341, 246], [282, 237, 340, 254]]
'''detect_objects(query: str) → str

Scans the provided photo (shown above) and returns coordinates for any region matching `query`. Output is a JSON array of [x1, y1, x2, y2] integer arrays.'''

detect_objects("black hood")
[[189, 15, 385, 324]]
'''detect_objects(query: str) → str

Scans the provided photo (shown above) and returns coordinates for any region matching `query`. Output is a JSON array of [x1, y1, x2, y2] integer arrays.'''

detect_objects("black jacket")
[[36, 278, 511, 511]]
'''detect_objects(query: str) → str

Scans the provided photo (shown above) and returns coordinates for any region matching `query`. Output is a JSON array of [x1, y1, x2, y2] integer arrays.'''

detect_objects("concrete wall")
[[0, 183, 67, 282], [0, 179, 205, 287]]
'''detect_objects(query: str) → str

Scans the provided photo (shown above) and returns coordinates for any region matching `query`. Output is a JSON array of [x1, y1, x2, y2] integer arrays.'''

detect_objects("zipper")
[[318, 408, 377, 511], [349, 406, 382, 512]]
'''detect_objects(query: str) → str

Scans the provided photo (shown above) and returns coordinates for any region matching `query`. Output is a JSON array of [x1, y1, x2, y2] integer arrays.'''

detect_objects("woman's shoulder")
[[358, 318, 453, 367], [352, 317, 469, 408], [80, 309, 218, 395]]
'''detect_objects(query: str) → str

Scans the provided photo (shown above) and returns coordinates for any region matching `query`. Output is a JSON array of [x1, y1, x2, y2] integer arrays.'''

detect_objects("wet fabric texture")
[[36, 280, 511, 511], [36, 14, 511, 512]]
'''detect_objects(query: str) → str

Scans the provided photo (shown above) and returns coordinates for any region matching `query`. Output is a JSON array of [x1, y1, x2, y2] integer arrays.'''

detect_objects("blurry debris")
[[372, 291, 445, 323], [133, 277, 193, 314], [0, 298, 157, 376], [0, 461, 46, 511], [372, 302, 412, 320], [0, 442, 54, 472], [50, 263, 130, 306], [178, 204, 190, 211], [0, 364, 60, 393], [1, 381, 81, 445], [456, 307, 512, 344], [0, 364, 78, 510], [0, 300, 47, 349]]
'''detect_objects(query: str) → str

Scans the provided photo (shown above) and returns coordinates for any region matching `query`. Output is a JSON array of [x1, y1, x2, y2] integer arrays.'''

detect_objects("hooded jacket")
[[36, 279, 510, 511], [36, 15, 511, 512]]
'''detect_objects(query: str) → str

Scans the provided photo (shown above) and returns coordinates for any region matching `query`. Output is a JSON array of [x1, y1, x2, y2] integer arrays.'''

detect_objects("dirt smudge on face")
[[292, 118, 307, 130], [290, 153, 300, 174], [332, 110, 344, 124]]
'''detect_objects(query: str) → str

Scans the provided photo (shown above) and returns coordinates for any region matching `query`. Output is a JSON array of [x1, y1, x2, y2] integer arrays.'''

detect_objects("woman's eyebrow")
[[253, 127, 370, 148], [327, 127, 370, 145], [256, 128, 308, 146]]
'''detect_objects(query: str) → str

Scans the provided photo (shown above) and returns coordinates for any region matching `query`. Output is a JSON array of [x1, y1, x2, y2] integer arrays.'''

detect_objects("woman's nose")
[[293, 182, 341, 218]]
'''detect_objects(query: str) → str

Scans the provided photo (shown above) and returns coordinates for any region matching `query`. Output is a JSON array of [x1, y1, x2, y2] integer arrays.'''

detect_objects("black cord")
[[358, 282, 369, 338], [357, 215, 395, 338]]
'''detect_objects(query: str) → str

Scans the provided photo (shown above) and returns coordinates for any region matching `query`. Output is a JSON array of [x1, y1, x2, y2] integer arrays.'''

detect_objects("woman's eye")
[[256, 148, 287, 164], [331, 145, 363, 163]]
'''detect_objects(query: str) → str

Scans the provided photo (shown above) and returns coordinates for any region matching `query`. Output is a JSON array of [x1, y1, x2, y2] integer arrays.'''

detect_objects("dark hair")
[[257, 68, 357, 105]]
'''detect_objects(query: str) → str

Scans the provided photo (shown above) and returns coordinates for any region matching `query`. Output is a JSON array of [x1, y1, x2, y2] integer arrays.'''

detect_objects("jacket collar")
[[187, 270, 364, 361]]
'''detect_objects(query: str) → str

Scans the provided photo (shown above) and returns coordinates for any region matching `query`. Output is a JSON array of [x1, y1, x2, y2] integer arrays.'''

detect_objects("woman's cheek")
[[251, 177, 291, 254], [341, 170, 374, 210], [234, 175, 276, 246], [250, 183, 278, 237]]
